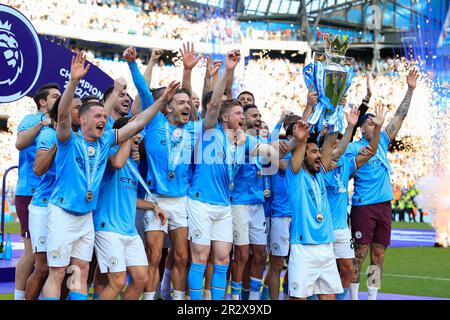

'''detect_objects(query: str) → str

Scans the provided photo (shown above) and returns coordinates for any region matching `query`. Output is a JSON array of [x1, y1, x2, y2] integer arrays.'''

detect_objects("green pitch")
[[357, 246, 450, 298]]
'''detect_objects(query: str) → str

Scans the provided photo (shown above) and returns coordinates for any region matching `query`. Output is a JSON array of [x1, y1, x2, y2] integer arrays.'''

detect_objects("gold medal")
[[87, 146, 96, 156], [173, 128, 181, 139], [316, 212, 323, 222], [168, 171, 175, 180], [229, 182, 235, 191], [264, 189, 271, 198], [86, 191, 94, 202]]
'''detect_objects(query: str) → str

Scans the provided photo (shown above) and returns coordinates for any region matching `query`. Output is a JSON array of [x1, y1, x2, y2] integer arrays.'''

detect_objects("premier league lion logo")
[[0, 20, 23, 86], [0, 5, 42, 103]]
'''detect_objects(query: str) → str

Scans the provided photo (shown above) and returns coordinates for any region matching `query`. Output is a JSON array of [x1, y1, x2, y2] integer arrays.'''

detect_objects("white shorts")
[[138, 208, 173, 248], [46, 203, 95, 267], [288, 243, 343, 298], [270, 217, 291, 257], [28, 204, 50, 253], [187, 198, 232, 245], [333, 228, 355, 259], [231, 204, 267, 246], [95, 231, 148, 274], [143, 194, 188, 233]]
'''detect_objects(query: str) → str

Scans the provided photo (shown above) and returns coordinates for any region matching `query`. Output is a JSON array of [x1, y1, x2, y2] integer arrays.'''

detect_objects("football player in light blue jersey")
[[232, 91, 260, 301], [25, 94, 81, 300], [323, 104, 385, 300], [14, 83, 61, 300], [262, 90, 317, 300], [264, 122, 294, 300], [346, 69, 419, 300], [198, 92, 229, 301], [42, 51, 181, 300], [123, 45, 199, 300], [93, 117, 167, 300], [286, 119, 343, 300], [230, 104, 271, 301], [187, 50, 279, 301]]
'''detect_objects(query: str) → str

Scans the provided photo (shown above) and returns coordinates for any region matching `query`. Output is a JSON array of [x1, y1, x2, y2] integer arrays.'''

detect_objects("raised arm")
[[33, 144, 57, 176], [57, 52, 90, 142], [117, 81, 180, 143], [130, 48, 162, 115], [333, 105, 359, 160], [180, 42, 202, 122], [123, 46, 155, 114], [15, 118, 51, 151], [385, 69, 419, 141], [203, 49, 241, 129], [202, 56, 213, 100], [351, 75, 372, 141], [355, 104, 386, 168], [211, 61, 220, 90], [202, 56, 221, 100], [224, 68, 234, 99], [180, 42, 202, 94], [301, 85, 318, 122], [320, 130, 338, 172], [146, 48, 162, 85], [289, 120, 310, 174]]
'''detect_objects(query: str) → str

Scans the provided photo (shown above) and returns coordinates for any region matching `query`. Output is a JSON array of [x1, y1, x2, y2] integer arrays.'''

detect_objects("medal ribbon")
[[311, 174, 324, 216], [125, 159, 157, 201], [165, 121, 187, 175], [222, 128, 240, 188], [81, 139, 100, 195], [112, 145, 157, 202]]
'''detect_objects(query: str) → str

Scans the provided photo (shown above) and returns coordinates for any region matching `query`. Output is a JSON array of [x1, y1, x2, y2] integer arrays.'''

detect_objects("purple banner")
[[30, 38, 113, 101], [0, 4, 113, 104]]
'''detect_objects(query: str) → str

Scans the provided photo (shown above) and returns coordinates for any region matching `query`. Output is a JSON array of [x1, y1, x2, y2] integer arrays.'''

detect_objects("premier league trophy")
[[303, 33, 354, 133]]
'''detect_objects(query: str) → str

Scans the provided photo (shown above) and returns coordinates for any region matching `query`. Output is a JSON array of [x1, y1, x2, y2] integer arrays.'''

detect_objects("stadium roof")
[[236, 0, 445, 30], [186, 0, 448, 38]]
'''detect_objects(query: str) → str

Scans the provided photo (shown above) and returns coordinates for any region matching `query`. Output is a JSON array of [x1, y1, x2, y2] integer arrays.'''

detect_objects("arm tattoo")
[[387, 123, 396, 135], [396, 87, 414, 118]]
